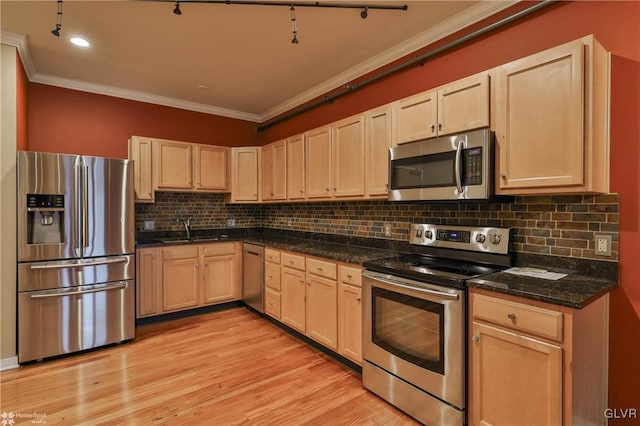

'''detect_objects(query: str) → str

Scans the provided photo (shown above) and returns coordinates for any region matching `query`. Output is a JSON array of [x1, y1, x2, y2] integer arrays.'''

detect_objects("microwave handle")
[[454, 140, 463, 194]]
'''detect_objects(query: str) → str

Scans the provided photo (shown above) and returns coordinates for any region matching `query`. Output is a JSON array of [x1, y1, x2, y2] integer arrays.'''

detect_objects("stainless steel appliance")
[[17, 151, 135, 363], [242, 242, 264, 313], [388, 128, 494, 201], [362, 223, 511, 425]]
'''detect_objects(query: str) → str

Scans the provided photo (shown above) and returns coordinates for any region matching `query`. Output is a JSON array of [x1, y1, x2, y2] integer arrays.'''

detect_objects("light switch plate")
[[144, 220, 155, 231], [227, 218, 235, 228]]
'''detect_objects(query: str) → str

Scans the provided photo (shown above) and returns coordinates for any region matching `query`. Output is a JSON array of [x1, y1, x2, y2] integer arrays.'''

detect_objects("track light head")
[[173, 2, 182, 15], [51, 24, 61, 37], [360, 7, 368, 19]]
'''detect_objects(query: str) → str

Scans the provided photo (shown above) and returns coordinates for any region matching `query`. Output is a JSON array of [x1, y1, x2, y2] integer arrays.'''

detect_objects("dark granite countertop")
[[136, 228, 618, 309]]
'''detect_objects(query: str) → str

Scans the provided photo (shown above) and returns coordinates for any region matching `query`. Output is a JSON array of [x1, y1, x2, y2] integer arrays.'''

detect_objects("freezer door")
[[18, 280, 135, 363], [17, 151, 82, 262], [82, 156, 134, 257]]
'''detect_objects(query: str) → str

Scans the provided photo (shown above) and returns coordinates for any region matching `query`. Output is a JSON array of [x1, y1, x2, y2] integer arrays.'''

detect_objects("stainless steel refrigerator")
[[17, 151, 135, 363]]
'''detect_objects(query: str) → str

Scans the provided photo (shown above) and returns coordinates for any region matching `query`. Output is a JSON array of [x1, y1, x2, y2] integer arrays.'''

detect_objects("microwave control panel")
[[464, 147, 483, 185]]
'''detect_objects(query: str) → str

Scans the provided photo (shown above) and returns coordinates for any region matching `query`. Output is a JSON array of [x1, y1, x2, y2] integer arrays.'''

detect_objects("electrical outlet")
[[144, 220, 155, 231], [595, 234, 612, 256], [227, 218, 235, 228], [383, 223, 392, 237]]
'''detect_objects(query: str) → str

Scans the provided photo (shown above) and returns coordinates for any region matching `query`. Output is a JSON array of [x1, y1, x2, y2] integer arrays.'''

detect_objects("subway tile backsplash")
[[136, 193, 619, 261]]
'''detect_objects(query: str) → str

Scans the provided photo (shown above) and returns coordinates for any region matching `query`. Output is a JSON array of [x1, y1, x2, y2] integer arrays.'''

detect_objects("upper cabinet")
[[392, 71, 490, 145], [262, 139, 287, 201], [228, 147, 261, 203], [305, 125, 333, 199], [493, 35, 609, 195], [287, 134, 306, 200], [128, 136, 230, 203], [365, 105, 392, 198]]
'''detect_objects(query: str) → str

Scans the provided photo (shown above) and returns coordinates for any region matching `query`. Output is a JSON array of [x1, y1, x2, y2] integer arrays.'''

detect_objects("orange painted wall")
[[27, 84, 259, 159], [15, 50, 28, 150], [257, 0, 640, 416]]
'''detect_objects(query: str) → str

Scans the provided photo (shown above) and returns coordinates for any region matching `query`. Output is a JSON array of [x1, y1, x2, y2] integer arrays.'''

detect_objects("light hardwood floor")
[[1, 307, 419, 425]]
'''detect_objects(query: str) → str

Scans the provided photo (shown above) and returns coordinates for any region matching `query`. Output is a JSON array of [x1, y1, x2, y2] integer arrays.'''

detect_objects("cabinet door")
[[392, 90, 438, 145], [262, 143, 275, 201], [305, 126, 332, 199], [365, 105, 392, 197], [438, 72, 489, 136], [129, 136, 154, 202], [272, 139, 287, 200], [280, 267, 306, 333], [230, 147, 260, 202], [470, 322, 563, 426], [333, 114, 365, 198], [306, 273, 338, 350], [136, 247, 162, 318], [338, 282, 362, 364], [194, 145, 228, 191], [154, 139, 193, 190], [265, 261, 281, 291], [202, 254, 237, 304], [162, 246, 200, 312], [265, 287, 281, 319], [494, 39, 585, 192], [287, 134, 306, 200]]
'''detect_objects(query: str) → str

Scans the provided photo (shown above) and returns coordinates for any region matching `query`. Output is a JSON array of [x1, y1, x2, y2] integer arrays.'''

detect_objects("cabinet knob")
[[438, 123, 442, 130], [500, 173, 507, 180], [290, 260, 295, 264], [195, 264, 200, 268], [299, 190, 304, 194], [325, 187, 330, 192], [299, 279, 304, 283], [317, 267, 323, 271], [355, 297, 361, 302], [431, 124, 435, 132], [472, 335, 479, 342], [346, 274, 353, 279], [268, 274, 273, 279], [507, 312, 516, 320], [270, 192, 274, 196]]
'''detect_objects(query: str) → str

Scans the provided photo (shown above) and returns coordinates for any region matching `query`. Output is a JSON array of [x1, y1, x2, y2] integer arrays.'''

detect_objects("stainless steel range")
[[362, 223, 511, 426]]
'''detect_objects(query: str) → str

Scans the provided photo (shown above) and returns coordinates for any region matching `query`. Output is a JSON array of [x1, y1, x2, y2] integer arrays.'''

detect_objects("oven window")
[[390, 151, 456, 189], [372, 287, 445, 375]]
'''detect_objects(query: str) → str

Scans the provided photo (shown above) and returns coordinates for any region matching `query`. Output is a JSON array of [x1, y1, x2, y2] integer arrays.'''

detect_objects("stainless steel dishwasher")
[[242, 243, 264, 313]]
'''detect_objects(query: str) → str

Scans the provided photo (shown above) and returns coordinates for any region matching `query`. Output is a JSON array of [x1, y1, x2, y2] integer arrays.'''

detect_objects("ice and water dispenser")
[[26, 194, 65, 244]]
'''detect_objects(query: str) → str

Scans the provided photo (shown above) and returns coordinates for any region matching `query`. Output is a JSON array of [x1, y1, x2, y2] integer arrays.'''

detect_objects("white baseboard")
[[0, 356, 19, 371]]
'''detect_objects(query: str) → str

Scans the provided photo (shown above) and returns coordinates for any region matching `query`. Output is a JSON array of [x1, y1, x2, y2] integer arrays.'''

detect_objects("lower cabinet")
[[469, 288, 609, 426], [268, 247, 362, 365], [136, 242, 240, 318]]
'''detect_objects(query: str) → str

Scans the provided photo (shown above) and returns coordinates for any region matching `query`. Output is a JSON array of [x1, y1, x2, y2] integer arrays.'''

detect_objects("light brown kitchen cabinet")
[[162, 245, 200, 312], [306, 257, 338, 350], [493, 35, 609, 194], [201, 242, 239, 305], [129, 136, 154, 202], [228, 146, 261, 202], [365, 105, 392, 197], [286, 134, 306, 200], [280, 252, 307, 333], [153, 139, 193, 190], [469, 288, 609, 426], [136, 247, 162, 318], [262, 139, 287, 201], [264, 247, 282, 319], [337, 264, 362, 364], [305, 125, 333, 200], [332, 114, 365, 198], [194, 144, 229, 191], [392, 72, 489, 145]]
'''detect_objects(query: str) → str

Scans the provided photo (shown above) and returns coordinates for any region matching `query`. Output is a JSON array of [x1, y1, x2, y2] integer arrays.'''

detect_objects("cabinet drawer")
[[307, 258, 337, 280], [265, 288, 281, 319], [265, 262, 281, 291], [473, 294, 563, 342], [202, 242, 236, 256], [338, 264, 362, 287], [281, 252, 306, 271], [265, 248, 281, 264], [162, 245, 199, 260]]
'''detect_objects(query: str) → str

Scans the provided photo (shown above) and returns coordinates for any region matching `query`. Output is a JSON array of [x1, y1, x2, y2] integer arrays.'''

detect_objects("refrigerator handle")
[[29, 281, 129, 299], [82, 161, 89, 250], [73, 157, 82, 257]]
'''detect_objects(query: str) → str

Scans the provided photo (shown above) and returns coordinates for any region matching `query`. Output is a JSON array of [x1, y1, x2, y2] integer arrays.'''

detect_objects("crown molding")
[[1, 31, 36, 78], [260, 0, 517, 121]]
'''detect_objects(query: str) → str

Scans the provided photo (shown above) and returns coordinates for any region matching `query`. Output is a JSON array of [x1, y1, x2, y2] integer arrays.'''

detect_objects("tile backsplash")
[[136, 193, 619, 261]]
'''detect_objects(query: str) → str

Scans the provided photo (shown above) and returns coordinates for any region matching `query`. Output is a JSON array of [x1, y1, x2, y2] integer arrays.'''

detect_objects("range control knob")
[[415, 229, 423, 238], [490, 234, 502, 245], [475, 234, 486, 244], [425, 230, 433, 239]]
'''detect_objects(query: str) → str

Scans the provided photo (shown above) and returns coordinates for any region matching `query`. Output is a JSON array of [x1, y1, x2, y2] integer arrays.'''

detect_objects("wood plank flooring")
[[1, 308, 419, 425]]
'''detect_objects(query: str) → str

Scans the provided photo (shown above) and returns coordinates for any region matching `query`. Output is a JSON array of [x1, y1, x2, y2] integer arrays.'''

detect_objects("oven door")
[[362, 270, 466, 409]]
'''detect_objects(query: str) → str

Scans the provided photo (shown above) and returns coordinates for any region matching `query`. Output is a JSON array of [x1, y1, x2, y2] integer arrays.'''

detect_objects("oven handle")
[[363, 271, 459, 300], [454, 139, 463, 194]]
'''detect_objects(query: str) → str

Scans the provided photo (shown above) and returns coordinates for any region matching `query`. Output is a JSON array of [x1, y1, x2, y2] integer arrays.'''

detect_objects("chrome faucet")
[[176, 216, 193, 240]]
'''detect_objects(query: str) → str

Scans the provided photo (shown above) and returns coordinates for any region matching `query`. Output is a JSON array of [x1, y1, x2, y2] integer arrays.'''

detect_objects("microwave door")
[[17, 152, 82, 262], [82, 156, 135, 258]]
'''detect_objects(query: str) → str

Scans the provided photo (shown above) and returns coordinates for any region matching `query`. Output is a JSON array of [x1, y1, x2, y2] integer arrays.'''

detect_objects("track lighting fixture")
[[173, 1, 182, 15], [290, 5, 299, 45], [360, 7, 368, 19], [51, 0, 63, 37]]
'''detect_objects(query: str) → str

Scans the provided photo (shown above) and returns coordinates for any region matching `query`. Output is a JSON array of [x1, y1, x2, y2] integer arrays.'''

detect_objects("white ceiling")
[[1, 0, 514, 122]]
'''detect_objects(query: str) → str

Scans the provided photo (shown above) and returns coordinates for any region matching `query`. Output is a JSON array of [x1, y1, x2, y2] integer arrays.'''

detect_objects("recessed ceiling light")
[[70, 37, 90, 48]]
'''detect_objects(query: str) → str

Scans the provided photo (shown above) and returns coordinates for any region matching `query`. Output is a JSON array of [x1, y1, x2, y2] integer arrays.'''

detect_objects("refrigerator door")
[[82, 156, 134, 257], [17, 152, 82, 262]]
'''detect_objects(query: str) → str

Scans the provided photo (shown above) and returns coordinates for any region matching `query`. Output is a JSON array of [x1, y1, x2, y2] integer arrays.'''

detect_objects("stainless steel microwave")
[[388, 128, 494, 201]]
